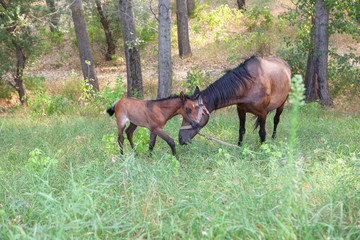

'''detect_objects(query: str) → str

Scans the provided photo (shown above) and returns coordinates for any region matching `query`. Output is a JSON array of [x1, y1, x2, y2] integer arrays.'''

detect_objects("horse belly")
[[127, 111, 151, 128]]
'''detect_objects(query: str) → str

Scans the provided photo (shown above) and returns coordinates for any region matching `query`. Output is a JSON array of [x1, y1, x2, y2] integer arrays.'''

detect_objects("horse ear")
[[193, 86, 200, 99], [180, 91, 186, 103]]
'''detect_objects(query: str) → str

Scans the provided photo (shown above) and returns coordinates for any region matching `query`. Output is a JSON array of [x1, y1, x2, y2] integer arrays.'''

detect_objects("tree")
[[45, 0, 60, 32], [70, 0, 99, 91], [313, 0, 332, 105], [187, 0, 195, 17], [176, 0, 192, 58], [304, 16, 316, 102], [119, 0, 143, 98], [94, 0, 116, 61], [157, 0, 172, 98], [236, 0, 246, 10], [0, 0, 41, 104], [284, 0, 360, 105]]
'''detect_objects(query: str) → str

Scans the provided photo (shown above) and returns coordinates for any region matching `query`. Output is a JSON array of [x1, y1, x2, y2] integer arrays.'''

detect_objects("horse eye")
[[186, 107, 192, 114]]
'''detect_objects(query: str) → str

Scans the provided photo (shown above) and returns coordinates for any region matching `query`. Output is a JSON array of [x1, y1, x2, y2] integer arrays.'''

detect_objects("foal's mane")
[[150, 94, 191, 102], [201, 55, 258, 109]]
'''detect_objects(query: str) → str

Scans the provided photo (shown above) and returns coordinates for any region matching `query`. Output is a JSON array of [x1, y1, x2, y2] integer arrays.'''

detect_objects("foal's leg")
[[237, 105, 246, 146], [116, 121, 126, 154], [257, 113, 268, 143], [153, 128, 176, 156], [125, 123, 137, 149], [272, 103, 285, 139], [149, 132, 157, 152]]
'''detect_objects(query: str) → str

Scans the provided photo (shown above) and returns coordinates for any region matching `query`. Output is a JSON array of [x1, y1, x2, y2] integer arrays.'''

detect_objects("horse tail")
[[107, 100, 119, 116], [253, 117, 260, 130], [107, 107, 115, 116]]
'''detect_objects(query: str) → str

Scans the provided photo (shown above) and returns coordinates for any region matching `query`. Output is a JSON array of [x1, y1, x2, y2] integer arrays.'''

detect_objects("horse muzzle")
[[179, 135, 192, 145], [191, 121, 200, 129]]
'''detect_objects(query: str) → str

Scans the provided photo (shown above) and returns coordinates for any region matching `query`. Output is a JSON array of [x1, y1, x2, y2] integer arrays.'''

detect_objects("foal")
[[107, 90, 200, 156]]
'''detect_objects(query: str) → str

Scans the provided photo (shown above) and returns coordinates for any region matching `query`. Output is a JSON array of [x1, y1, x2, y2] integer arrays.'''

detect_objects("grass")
[[1, 103, 360, 239]]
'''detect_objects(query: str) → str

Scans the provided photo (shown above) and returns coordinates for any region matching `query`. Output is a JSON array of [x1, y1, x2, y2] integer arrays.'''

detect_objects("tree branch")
[[149, 0, 158, 21], [7, 79, 17, 90]]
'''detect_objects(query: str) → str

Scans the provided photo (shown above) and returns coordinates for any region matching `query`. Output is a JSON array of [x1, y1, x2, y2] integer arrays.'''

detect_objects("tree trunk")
[[95, 0, 116, 61], [236, 0, 246, 10], [14, 44, 27, 105], [119, 0, 143, 98], [187, 0, 195, 17], [304, 16, 317, 102], [176, 0, 192, 58], [314, 0, 332, 106], [157, 0, 172, 98], [46, 0, 60, 32], [70, 0, 99, 91]]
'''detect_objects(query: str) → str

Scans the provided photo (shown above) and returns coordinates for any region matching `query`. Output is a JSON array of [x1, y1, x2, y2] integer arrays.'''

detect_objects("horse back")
[[114, 98, 151, 127], [263, 58, 291, 108], [243, 57, 291, 112]]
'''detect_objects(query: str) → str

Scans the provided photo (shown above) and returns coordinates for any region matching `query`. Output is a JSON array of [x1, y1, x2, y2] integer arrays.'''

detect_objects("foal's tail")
[[106, 100, 119, 116], [106, 107, 115, 116]]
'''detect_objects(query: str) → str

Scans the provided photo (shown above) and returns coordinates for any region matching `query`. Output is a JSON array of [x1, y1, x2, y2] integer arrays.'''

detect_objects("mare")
[[178, 55, 291, 146], [107, 90, 200, 156]]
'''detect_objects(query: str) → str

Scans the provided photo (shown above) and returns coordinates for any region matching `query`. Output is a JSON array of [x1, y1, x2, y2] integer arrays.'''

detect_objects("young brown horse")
[[107, 90, 200, 156], [178, 55, 291, 145]]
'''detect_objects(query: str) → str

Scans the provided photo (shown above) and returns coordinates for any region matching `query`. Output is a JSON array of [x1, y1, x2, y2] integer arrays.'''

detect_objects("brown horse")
[[107, 89, 200, 156], [178, 55, 291, 145]]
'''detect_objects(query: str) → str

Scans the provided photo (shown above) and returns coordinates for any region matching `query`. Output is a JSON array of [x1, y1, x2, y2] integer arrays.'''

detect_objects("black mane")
[[150, 94, 190, 102], [201, 55, 259, 110]]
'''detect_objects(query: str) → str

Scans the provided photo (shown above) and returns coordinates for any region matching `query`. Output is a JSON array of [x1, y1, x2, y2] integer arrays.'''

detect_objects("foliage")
[[225, 5, 281, 63], [78, 74, 126, 115], [25, 74, 73, 116], [328, 51, 360, 97], [0, 78, 14, 101], [0, 0, 46, 84], [191, 4, 243, 45], [23, 70, 125, 117], [81, 0, 157, 53], [181, 66, 212, 94]]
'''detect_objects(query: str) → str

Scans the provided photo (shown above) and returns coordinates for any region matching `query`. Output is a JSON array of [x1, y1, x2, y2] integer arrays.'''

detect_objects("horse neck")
[[201, 86, 248, 112], [201, 92, 236, 113], [156, 98, 183, 120]]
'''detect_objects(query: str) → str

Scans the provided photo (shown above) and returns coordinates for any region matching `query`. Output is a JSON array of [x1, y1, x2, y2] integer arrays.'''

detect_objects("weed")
[[25, 74, 73, 116], [25, 148, 58, 173], [165, 154, 180, 176]]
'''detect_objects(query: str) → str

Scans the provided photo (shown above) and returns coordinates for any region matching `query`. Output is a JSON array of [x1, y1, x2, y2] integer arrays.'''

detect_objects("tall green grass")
[[1, 100, 359, 238]]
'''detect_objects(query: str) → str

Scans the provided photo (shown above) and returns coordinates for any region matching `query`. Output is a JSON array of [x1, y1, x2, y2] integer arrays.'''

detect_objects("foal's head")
[[178, 90, 200, 130]]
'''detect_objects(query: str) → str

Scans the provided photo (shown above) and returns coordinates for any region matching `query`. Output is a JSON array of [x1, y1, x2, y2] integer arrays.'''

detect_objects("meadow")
[[1, 0, 360, 238], [1, 100, 359, 239]]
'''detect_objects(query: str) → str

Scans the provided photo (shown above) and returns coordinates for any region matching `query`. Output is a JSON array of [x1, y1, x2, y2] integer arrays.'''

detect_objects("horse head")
[[179, 86, 210, 145], [179, 88, 201, 131]]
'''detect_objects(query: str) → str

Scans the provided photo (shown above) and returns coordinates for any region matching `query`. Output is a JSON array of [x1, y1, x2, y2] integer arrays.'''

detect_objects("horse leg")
[[125, 123, 137, 149], [272, 103, 285, 139], [153, 128, 176, 156], [116, 121, 126, 155], [237, 105, 246, 146], [149, 132, 157, 152], [257, 114, 267, 143]]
